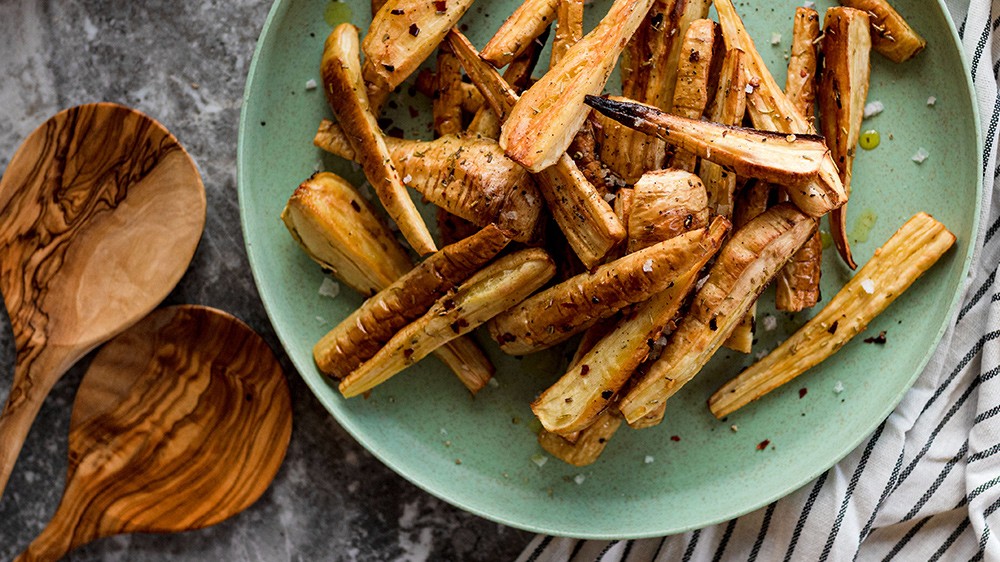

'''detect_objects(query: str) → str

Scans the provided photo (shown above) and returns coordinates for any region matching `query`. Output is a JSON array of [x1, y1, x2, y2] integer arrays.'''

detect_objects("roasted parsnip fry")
[[710, 213, 956, 418], [567, 123, 610, 196], [550, 0, 583, 67], [776, 7, 823, 312], [668, 18, 720, 172], [538, 410, 623, 466], [321, 24, 437, 255], [584, 96, 827, 188], [714, 0, 848, 218], [723, 180, 771, 354], [433, 42, 464, 137], [699, 48, 747, 218], [606, 0, 711, 182], [282, 174, 494, 393], [415, 70, 484, 114], [820, 7, 872, 270], [619, 204, 816, 428], [481, 0, 560, 68], [469, 25, 549, 138], [282, 173, 413, 296], [315, 120, 542, 242], [786, 7, 821, 122], [490, 229, 715, 355], [431, 336, 496, 394], [500, 0, 657, 172], [627, 170, 709, 253], [839, 0, 926, 63], [362, 0, 476, 108], [340, 249, 557, 397], [532, 219, 729, 434], [448, 30, 625, 267], [314, 225, 511, 379]]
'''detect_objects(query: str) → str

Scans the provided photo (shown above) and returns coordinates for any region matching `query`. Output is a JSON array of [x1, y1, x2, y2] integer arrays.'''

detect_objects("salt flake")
[[642, 259, 653, 273], [574, 474, 586, 485], [834, 381, 845, 394], [927, 96, 937, 106], [770, 32, 782, 45], [531, 453, 548, 467], [318, 278, 340, 299], [644, 455, 655, 464], [762, 315, 778, 331], [861, 278, 875, 294], [912, 147, 930, 164], [863, 101, 884, 119], [402, 174, 413, 184], [305, 78, 317, 90]]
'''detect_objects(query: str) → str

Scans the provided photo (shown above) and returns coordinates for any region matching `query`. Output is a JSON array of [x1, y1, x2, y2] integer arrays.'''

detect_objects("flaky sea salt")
[[762, 315, 778, 331], [574, 474, 586, 485], [531, 453, 548, 468], [863, 101, 884, 119], [912, 147, 930, 164], [318, 278, 340, 299], [755, 348, 769, 360], [642, 259, 653, 273], [927, 96, 937, 106], [861, 278, 875, 294], [305, 78, 317, 90], [804, 1, 815, 7], [834, 381, 845, 394], [402, 174, 413, 184], [488, 378, 499, 388], [603, 192, 616, 203], [644, 455, 655, 464], [745, 83, 755, 94]]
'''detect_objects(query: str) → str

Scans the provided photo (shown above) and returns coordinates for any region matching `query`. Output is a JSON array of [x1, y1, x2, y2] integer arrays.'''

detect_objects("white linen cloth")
[[518, 0, 1000, 559]]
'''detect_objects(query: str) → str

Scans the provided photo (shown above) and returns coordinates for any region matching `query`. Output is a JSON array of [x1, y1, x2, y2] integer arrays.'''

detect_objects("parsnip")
[[723, 180, 771, 354], [839, 0, 926, 63], [283, 174, 494, 393], [699, 48, 747, 218], [490, 227, 716, 355], [538, 410, 623, 466], [668, 18, 720, 172], [321, 24, 437, 255], [314, 225, 511, 379], [531, 218, 729, 434], [820, 7, 872, 270], [481, 0, 561, 68], [710, 213, 955, 418], [550, 0, 583, 67], [282, 172, 412, 296], [627, 170, 709, 254], [314, 120, 542, 243], [584, 96, 828, 188], [468, 25, 549, 138], [501, 0, 657, 172], [619, 204, 816, 428], [714, 0, 848, 218], [448, 30, 625, 267], [605, 0, 711, 182], [340, 249, 557, 397], [415, 70, 484, 114], [776, 7, 823, 312], [362, 0, 476, 109], [433, 42, 464, 137]]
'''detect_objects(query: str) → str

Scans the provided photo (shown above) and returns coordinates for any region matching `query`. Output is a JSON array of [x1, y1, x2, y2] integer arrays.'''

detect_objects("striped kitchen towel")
[[517, 0, 1000, 560]]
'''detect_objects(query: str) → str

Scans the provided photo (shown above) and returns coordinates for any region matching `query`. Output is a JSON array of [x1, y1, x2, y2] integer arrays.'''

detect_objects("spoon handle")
[[0, 345, 82, 499]]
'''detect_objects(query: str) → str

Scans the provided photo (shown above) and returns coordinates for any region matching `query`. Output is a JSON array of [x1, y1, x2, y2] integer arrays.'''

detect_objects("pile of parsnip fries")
[[281, 0, 956, 466]]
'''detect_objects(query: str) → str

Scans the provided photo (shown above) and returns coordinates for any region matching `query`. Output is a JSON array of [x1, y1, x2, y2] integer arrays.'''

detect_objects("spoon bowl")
[[0, 103, 206, 496], [17, 305, 292, 561]]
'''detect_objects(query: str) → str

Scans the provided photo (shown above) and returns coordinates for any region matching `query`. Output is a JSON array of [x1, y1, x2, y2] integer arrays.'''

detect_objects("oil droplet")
[[850, 209, 878, 244], [859, 129, 881, 150], [820, 231, 833, 249], [324, 1, 352, 26]]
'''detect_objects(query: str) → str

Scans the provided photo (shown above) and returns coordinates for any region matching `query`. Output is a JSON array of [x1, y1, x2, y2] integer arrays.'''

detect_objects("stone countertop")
[[0, 1, 533, 559]]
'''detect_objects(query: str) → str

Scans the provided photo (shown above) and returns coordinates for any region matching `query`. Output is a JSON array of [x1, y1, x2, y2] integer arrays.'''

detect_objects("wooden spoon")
[[0, 103, 206, 496], [16, 305, 292, 562]]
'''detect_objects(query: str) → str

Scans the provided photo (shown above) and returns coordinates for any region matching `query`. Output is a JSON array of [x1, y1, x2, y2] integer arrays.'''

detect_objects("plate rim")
[[237, 0, 984, 539]]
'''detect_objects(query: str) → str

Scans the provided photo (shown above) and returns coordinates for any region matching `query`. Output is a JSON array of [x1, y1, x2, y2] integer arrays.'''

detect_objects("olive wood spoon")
[[0, 103, 206, 497], [17, 305, 292, 561]]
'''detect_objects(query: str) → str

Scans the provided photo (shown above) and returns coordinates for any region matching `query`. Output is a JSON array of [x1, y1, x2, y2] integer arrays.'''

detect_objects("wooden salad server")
[[0, 103, 206, 497], [16, 305, 292, 561]]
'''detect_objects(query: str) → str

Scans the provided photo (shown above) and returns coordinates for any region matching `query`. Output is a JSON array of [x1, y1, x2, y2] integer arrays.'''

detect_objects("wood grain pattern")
[[17, 306, 292, 562], [0, 103, 206, 498]]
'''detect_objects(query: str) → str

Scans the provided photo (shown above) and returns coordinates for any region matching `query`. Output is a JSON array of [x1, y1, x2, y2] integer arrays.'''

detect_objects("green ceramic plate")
[[238, 0, 981, 538]]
